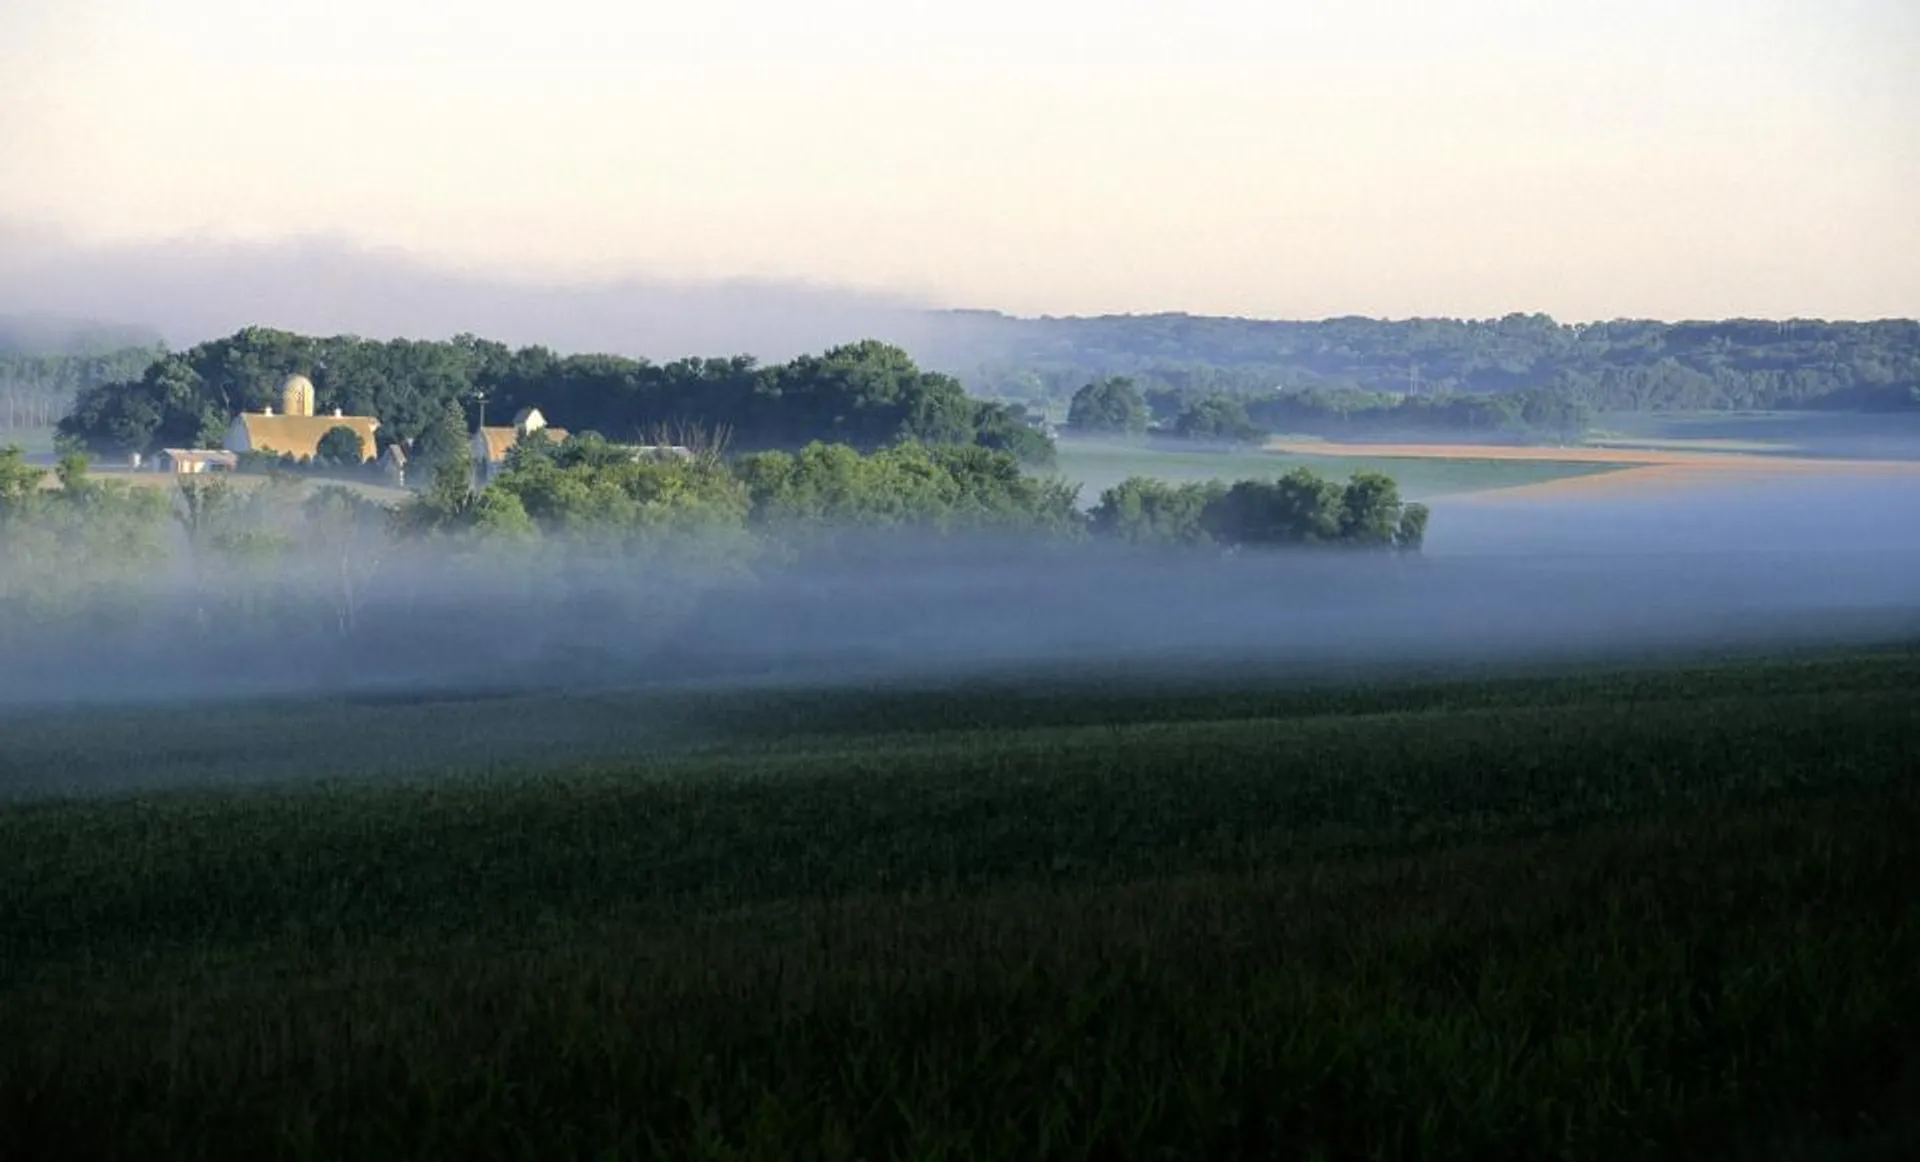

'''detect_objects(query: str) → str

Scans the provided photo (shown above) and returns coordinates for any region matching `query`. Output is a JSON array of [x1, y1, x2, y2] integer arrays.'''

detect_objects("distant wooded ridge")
[[6, 311, 1917, 450], [916, 311, 1920, 414]]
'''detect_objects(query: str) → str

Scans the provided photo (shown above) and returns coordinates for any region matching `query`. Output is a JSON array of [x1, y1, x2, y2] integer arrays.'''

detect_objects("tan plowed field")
[[1264, 439, 1920, 500]]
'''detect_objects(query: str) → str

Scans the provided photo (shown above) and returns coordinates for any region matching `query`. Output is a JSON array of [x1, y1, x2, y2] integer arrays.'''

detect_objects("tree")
[[1205, 469, 1344, 546], [0, 444, 43, 513], [314, 426, 367, 468], [1396, 503, 1430, 553], [732, 441, 1080, 547], [413, 400, 471, 486], [1066, 378, 1148, 435], [1336, 471, 1405, 546], [1171, 395, 1263, 444], [1090, 477, 1223, 548], [970, 401, 1056, 467]]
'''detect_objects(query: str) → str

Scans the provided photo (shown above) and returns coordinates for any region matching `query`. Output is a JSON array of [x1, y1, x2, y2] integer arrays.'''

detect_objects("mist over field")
[[1425, 472, 1920, 557], [3, 473, 1918, 717]]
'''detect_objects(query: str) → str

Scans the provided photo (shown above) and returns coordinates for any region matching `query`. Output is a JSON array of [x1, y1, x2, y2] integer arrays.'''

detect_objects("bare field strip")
[[1266, 439, 1920, 500]]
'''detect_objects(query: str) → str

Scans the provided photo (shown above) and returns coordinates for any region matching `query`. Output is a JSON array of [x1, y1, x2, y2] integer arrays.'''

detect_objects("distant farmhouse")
[[472, 407, 570, 484], [223, 374, 380, 464]]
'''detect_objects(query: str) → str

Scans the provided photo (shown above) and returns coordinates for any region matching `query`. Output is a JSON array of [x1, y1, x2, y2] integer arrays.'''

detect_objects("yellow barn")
[[223, 374, 381, 463]]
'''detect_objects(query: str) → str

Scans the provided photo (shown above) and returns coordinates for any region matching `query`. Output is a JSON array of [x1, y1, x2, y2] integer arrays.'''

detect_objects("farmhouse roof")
[[475, 425, 569, 463]]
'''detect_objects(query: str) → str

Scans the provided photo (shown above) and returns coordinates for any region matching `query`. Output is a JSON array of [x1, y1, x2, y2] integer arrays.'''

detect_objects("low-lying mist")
[[3, 475, 1918, 715]]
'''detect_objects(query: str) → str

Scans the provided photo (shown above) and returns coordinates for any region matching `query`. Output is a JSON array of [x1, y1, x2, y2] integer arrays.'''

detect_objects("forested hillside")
[[929, 312, 1920, 416]]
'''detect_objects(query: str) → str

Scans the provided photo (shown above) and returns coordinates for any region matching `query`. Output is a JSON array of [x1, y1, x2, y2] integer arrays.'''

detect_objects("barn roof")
[[229, 414, 380, 462]]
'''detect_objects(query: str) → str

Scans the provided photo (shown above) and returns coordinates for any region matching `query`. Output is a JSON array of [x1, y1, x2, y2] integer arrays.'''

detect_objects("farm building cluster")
[[160, 374, 393, 479], [155, 374, 686, 486]]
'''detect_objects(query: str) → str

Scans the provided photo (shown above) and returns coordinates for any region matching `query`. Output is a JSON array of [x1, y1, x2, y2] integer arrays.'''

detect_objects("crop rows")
[[2, 649, 1918, 1159]]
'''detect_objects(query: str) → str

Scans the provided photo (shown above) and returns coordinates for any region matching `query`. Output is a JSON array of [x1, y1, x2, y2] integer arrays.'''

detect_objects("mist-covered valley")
[[4, 471, 1917, 716]]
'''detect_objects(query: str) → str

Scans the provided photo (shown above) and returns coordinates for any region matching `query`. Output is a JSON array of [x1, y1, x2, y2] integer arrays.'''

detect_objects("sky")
[[1, 0, 1916, 322]]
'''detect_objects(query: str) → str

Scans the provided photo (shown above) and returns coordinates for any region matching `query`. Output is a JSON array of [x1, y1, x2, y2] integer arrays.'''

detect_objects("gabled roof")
[[474, 425, 569, 463], [228, 414, 380, 462]]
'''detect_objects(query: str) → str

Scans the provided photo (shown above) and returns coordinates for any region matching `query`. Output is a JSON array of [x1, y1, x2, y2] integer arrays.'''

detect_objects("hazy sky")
[[2, 0, 1915, 320]]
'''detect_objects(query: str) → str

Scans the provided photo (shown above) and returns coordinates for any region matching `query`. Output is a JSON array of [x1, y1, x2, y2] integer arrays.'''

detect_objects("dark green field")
[[5, 649, 1920, 1160]]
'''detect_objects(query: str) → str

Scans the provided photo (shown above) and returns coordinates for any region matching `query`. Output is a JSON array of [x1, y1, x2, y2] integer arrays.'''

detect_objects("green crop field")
[[4, 647, 1920, 1160], [1052, 439, 1628, 506]]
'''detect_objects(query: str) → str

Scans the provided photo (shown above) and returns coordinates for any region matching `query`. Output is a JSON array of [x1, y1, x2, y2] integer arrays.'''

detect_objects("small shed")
[[160, 449, 239, 475], [379, 443, 408, 487]]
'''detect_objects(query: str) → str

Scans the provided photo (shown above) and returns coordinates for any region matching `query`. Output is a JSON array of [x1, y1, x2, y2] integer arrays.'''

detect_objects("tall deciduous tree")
[[1066, 378, 1149, 435], [413, 400, 471, 486]]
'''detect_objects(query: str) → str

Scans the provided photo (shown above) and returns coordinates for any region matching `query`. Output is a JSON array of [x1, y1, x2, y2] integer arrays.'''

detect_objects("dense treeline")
[[933, 312, 1920, 433], [0, 438, 1426, 683], [1092, 470, 1430, 551], [1237, 384, 1594, 442], [57, 328, 1054, 465], [386, 434, 1424, 560], [41, 314, 1920, 457], [1063, 375, 1595, 446]]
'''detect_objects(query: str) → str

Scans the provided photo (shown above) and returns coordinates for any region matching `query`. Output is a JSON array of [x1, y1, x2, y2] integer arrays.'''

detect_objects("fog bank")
[[0, 222, 943, 360], [2, 476, 1918, 714]]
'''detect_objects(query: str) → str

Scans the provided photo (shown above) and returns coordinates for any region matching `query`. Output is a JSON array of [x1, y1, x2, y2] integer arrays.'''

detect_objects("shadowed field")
[[4, 648, 1920, 1160]]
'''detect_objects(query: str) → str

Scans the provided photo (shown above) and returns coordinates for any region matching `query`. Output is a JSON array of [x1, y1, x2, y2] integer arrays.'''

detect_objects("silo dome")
[[279, 373, 316, 418]]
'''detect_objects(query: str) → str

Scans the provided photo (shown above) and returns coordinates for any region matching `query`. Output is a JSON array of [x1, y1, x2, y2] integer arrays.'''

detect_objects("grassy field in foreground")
[[1052, 439, 1627, 506], [4, 650, 1920, 1160]]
